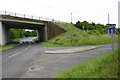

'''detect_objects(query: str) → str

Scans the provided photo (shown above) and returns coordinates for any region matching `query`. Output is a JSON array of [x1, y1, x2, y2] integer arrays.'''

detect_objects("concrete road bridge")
[[0, 11, 66, 45]]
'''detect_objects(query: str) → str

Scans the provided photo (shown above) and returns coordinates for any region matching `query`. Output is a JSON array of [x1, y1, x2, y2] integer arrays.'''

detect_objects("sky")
[[0, 0, 119, 27]]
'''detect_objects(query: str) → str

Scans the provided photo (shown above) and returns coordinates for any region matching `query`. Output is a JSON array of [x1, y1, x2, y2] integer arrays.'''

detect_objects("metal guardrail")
[[0, 10, 68, 23]]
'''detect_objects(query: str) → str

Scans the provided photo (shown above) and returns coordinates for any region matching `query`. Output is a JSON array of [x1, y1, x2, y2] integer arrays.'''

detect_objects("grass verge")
[[54, 48, 118, 78], [0, 46, 13, 51], [43, 23, 118, 47]]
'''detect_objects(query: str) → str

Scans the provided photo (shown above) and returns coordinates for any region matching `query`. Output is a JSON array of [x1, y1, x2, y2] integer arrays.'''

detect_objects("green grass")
[[0, 46, 13, 51], [33, 38, 38, 41], [54, 48, 119, 78], [43, 22, 118, 47]]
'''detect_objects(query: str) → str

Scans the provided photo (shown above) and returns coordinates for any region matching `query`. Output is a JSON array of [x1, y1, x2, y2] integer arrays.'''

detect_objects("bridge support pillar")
[[0, 21, 10, 46], [37, 27, 47, 42]]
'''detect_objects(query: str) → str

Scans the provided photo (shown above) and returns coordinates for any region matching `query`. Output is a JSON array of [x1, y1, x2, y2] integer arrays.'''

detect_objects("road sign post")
[[112, 34, 114, 50], [106, 24, 116, 50]]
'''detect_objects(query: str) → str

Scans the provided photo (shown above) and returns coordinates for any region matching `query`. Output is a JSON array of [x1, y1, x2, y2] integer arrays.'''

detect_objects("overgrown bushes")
[[74, 21, 119, 35]]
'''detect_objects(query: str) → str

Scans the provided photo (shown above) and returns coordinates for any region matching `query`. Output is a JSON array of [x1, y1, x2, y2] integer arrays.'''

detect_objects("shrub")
[[88, 30, 100, 35]]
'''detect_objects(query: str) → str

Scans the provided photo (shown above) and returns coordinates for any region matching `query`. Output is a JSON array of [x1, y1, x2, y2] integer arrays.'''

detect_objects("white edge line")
[[8, 52, 21, 58], [8, 44, 31, 58]]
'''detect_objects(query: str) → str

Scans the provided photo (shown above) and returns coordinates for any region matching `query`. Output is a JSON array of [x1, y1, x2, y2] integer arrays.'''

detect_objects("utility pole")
[[71, 13, 72, 24], [108, 14, 110, 24]]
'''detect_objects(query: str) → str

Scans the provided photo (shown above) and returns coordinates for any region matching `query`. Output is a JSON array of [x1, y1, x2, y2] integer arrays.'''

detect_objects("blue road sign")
[[108, 27, 116, 34], [106, 24, 116, 50]]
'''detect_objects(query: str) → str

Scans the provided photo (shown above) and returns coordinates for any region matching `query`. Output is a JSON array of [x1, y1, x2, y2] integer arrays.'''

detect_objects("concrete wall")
[[37, 22, 65, 42], [0, 21, 10, 46], [47, 22, 66, 40], [37, 27, 46, 42]]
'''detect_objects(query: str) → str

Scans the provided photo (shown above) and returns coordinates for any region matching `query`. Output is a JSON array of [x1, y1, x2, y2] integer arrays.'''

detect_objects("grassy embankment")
[[54, 48, 119, 78], [0, 46, 13, 51], [43, 23, 118, 47]]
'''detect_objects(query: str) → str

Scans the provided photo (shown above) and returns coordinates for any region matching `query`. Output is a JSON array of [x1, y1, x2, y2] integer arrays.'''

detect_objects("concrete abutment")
[[0, 21, 10, 46]]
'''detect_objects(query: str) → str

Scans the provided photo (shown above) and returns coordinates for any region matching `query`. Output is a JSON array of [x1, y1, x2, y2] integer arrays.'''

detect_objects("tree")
[[10, 29, 37, 40], [75, 21, 82, 29], [74, 21, 109, 34]]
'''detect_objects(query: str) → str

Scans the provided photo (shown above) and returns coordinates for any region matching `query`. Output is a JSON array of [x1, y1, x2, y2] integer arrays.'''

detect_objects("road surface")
[[21, 43, 118, 78], [2, 42, 118, 78], [2, 37, 42, 78], [19, 37, 37, 43], [2, 43, 44, 78]]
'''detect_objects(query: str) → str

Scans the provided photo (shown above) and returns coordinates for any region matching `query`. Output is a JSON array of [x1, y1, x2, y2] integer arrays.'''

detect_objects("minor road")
[[21, 43, 118, 78], [2, 37, 43, 78], [19, 37, 37, 43], [2, 42, 118, 78], [2, 43, 45, 78]]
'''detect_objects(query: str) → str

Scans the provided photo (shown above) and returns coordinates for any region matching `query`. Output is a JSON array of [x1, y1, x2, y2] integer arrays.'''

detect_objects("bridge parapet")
[[0, 11, 68, 23]]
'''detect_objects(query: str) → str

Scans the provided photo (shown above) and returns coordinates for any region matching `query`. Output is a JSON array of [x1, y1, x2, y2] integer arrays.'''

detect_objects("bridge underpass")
[[0, 15, 66, 46], [0, 19, 47, 45]]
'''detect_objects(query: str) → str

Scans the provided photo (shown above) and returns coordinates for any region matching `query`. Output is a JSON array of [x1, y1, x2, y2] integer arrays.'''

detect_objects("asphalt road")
[[2, 43, 44, 78], [2, 42, 118, 78], [19, 37, 37, 43], [2, 37, 44, 78], [21, 43, 118, 78]]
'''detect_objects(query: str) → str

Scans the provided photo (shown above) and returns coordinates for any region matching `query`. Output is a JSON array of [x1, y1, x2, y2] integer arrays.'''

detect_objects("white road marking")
[[8, 44, 31, 58], [23, 48, 28, 51], [28, 44, 31, 47], [8, 52, 21, 58]]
